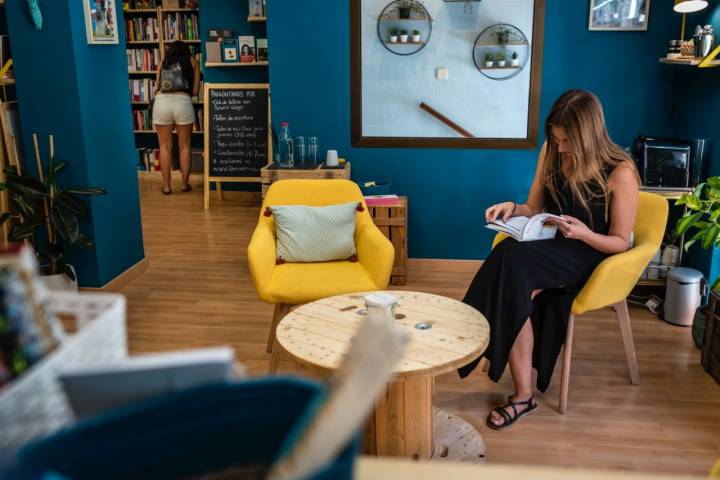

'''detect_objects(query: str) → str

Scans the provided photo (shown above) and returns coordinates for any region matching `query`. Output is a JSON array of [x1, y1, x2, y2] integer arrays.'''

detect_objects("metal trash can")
[[663, 267, 705, 326]]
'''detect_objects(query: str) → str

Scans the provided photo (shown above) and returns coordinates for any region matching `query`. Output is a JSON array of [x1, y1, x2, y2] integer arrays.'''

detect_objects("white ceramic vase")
[[389, 35, 398, 43], [40, 265, 79, 292], [399, 34, 408, 43]]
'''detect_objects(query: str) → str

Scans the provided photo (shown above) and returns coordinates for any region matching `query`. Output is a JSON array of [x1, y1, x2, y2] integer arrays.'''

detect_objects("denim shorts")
[[152, 93, 195, 126]]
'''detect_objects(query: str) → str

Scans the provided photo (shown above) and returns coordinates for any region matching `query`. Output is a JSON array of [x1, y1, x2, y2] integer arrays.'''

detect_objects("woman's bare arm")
[[191, 57, 201, 97]]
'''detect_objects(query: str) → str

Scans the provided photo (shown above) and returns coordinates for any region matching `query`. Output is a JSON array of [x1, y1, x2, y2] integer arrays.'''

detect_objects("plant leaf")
[[687, 195, 703, 210], [8, 222, 41, 242], [75, 233, 95, 250], [62, 263, 76, 282], [2, 165, 17, 176], [684, 229, 705, 251], [50, 207, 79, 244], [64, 187, 106, 196], [56, 192, 88, 217], [702, 224, 720, 249], [53, 161, 68, 174], [676, 211, 703, 236], [708, 177, 720, 189], [693, 182, 706, 198], [0, 212, 11, 228], [12, 194, 35, 221]]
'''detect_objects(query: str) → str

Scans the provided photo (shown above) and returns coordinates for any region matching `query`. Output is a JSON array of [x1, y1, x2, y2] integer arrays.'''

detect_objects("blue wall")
[[6, 0, 144, 287], [267, 0, 678, 259]]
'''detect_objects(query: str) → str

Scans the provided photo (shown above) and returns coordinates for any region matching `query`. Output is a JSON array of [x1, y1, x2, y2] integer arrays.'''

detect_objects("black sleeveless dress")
[[458, 173, 611, 392]]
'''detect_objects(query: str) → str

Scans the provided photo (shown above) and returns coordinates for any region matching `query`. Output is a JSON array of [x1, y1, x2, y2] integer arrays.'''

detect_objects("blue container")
[[16, 377, 358, 480], [356, 180, 392, 196]]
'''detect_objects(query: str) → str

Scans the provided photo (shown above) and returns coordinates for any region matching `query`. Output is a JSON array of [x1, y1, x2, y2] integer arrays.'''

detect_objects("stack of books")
[[125, 17, 159, 42], [126, 48, 160, 71], [129, 78, 156, 102], [163, 13, 199, 41]]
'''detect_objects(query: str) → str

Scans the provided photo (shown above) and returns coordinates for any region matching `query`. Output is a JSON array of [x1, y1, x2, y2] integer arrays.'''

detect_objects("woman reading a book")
[[459, 90, 641, 430], [153, 41, 201, 195]]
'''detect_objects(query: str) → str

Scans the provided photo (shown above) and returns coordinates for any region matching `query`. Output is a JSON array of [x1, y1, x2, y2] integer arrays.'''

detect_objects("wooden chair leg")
[[614, 299, 640, 385], [559, 314, 575, 415], [269, 338, 281, 374], [266, 303, 291, 353]]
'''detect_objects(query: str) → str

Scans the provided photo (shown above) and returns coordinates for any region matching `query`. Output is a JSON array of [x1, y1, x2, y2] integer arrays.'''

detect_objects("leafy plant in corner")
[[675, 178, 720, 289], [0, 138, 106, 281]]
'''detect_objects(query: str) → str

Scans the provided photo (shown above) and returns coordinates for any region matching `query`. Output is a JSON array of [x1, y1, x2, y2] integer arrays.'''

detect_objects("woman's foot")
[[161, 187, 172, 195], [486, 394, 537, 431], [181, 184, 192, 192]]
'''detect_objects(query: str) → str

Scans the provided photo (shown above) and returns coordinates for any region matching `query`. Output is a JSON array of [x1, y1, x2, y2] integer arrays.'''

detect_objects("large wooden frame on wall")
[[350, 0, 546, 149]]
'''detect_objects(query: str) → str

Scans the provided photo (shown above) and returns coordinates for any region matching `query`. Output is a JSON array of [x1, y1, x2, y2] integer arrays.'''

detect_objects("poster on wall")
[[588, 0, 650, 31], [84, 0, 120, 45], [351, 0, 546, 149]]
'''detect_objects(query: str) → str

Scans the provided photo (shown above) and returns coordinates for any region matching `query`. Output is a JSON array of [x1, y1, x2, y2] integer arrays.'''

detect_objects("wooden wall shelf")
[[659, 57, 720, 68], [248, 16, 266, 22]]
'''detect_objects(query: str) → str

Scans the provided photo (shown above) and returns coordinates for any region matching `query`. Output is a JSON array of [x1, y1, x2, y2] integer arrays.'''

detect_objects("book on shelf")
[[161, 0, 180, 8], [237, 35, 255, 63], [163, 12, 199, 41], [248, 0, 262, 17], [132, 109, 153, 131], [126, 48, 160, 72], [125, 17, 159, 42], [486, 213, 568, 242], [205, 41, 221, 63], [256, 38, 268, 62], [129, 78, 156, 102], [222, 39, 238, 63], [129, 0, 158, 8]]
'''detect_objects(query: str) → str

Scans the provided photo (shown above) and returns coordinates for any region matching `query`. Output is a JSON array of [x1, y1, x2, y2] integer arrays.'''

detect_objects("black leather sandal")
[[486, 395, 538, 431]]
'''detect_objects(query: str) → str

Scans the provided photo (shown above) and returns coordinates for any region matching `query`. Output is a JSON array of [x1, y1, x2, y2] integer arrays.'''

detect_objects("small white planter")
[[498, 60, 506, 67], [511, 59, 519, 67], [41, 265, 79, 292], [411, 34, 421, 43], [400, 34, 408, 43], [389, 35, 398, 43], [485, 61, 494, 68]]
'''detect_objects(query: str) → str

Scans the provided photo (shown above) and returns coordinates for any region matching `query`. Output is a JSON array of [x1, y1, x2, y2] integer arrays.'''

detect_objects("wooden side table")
[[273, 291, 490, 462], [367, 197, 407, 286], [260, 162, 352, 199]]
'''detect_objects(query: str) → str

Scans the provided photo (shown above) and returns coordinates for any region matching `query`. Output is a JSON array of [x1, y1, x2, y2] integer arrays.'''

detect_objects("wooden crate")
[[260, 162, 352, 199], [703, 291, 720, 385], [368, 197, 407, 286]]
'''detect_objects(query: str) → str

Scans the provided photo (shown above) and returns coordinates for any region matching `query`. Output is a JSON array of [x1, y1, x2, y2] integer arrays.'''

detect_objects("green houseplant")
[[511, 50, 520, 67], [495, 27, 511, 49], [389, 26, 400, 43], [496, 51, 506, 67], [0, 138, 106, 286], [412, 29, 421, 43], [484, 52, 494, 68], [399, 28, 408, 43]]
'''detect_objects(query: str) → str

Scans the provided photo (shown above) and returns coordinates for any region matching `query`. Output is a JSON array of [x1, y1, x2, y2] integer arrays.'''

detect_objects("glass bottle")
[[277, 122, 294, 168]]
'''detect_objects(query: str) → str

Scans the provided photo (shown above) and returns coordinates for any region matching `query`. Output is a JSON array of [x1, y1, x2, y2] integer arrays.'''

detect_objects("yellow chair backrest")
[[633, 191, 668, 253], [260, 179, 375, 239]]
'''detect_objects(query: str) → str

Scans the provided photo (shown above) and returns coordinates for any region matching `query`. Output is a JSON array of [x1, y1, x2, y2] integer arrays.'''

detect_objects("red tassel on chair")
[[264, 207, 272, 217], [356, 202, 364, 212], [276, 257, 286, 265], [348, 254, 358, 262]]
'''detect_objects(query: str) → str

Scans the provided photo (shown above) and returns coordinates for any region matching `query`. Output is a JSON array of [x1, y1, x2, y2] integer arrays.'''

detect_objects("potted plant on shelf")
[[398, 0, 411, 19], [412, 29, 421, 43], [484, 52, 494, 68], [400, 29, 409, 43], [0, 136, 106, 291], [495, 27, 511, 50], [389, 26, 399, 43], [496, 52, 506, 67], [510, 51, 520, 67]]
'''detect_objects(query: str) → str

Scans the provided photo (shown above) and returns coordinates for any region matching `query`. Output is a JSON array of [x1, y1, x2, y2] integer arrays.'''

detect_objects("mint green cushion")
[[272, 202, 357, 263]]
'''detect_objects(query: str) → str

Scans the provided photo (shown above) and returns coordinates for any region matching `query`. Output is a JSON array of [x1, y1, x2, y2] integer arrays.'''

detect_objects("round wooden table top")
[[276, 291, 490, 379]]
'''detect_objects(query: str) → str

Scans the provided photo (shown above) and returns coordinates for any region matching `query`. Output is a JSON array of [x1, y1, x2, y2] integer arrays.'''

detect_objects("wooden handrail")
[[419, 102, 475, 138]]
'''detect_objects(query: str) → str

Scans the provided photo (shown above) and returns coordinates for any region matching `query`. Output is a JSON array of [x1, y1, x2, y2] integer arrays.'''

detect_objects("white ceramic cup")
[[326, 149, 339, 167]]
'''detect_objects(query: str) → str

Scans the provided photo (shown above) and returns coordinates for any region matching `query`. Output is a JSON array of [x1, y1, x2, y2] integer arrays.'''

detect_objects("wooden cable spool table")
[[273, 291, 490, 462]]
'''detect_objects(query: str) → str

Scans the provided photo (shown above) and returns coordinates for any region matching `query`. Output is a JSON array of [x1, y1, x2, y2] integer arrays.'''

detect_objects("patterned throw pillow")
[[270, 202, 358, 263]]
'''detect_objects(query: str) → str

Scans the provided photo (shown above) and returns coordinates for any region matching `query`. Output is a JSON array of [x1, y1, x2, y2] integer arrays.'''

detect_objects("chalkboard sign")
[[203, 83, 271, 209]]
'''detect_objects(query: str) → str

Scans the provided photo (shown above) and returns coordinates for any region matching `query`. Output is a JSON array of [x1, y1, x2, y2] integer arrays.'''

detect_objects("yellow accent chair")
[[492, 192, 668, 413], [248, 179, 395, 366]]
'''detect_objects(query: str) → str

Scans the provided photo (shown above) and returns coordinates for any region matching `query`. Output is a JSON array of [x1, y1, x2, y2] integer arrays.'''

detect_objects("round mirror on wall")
[[472, 23, 529, 80], [377, 0, 433, 56]]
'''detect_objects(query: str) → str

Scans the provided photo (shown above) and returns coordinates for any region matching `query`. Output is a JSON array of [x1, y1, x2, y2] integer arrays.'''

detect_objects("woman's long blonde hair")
[[540, 89, 639, 224]]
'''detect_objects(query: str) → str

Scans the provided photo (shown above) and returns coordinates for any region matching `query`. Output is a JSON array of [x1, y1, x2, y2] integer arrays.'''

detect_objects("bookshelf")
[[124, 2, 203, 174]]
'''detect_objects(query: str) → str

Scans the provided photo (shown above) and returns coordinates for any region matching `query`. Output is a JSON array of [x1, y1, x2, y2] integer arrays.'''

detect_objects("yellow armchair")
[[492, 192, 668, 413], [248, 179, 395, 356]]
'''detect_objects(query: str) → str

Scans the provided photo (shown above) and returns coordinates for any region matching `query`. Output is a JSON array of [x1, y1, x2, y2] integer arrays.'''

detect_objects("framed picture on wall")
[[588, 0, 650, 31], [83, 0, 119, 45]]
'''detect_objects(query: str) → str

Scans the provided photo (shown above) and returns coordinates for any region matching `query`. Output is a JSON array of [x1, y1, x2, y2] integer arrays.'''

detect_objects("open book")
[[486, 213, 567, 242]]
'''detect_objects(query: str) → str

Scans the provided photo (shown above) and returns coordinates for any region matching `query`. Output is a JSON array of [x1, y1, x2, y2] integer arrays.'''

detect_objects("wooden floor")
[[121, 187, 720, 476]]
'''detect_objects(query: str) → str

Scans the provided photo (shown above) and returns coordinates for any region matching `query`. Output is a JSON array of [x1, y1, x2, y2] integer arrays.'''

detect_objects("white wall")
[[361, 0, 535, 138]]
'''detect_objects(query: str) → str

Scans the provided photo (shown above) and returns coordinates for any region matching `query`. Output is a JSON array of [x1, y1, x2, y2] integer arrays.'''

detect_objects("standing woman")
[[153, 40, 201, 195], [459, 89, 641, 430]]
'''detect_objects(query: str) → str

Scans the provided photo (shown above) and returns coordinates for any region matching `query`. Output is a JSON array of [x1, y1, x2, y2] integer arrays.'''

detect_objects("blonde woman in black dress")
[[459, 90, 641, 430]]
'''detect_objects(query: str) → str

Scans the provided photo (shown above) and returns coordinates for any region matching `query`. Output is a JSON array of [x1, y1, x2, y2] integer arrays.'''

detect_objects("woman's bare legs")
[[156, 124, 174, 194], [176, 123, 193, 189], [490, 289, 541, 426]]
